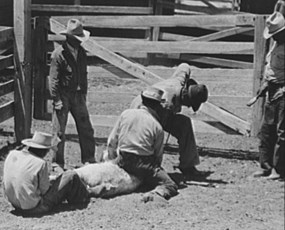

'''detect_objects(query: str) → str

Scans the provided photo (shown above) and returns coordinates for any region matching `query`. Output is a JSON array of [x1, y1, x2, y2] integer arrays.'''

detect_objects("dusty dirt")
[[0, 66, 284, 230]]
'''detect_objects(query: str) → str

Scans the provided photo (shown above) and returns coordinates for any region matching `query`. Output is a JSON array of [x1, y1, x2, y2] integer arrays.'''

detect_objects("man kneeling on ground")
[[107, 87, 178, 202]]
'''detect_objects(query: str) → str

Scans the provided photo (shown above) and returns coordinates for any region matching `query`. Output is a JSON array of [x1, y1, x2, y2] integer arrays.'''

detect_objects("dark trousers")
[[258, 96, 285, 177], [115, 151, 178, 199], [52, 91, 95, 165], [18, 171, 89, 215]]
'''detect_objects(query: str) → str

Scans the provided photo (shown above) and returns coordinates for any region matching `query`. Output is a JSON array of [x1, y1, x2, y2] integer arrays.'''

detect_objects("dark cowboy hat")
[[60, 19, 90, 43], [187, 84, 208, 112]]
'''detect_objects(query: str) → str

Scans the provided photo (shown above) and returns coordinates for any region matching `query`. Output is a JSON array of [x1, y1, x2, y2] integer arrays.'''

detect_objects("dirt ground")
[[0, 66, 284, 230]]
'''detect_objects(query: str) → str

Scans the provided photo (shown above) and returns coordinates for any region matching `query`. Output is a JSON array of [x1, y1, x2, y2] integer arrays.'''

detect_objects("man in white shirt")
[[107, 87, 178, 202]]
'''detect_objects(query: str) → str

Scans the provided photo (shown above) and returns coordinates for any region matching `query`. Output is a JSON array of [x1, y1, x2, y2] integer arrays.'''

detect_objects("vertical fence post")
[[13, 0, 32, 140], [251, 15, 268, 136], [33, 17, 49, 120]]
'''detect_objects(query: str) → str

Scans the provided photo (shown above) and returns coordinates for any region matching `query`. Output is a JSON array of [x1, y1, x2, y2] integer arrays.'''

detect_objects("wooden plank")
[[32, 5, 153, 15], [94, 40, 253, 55], [200, 102, 251, 135], [14, 0, 32, 140], [0, 101, 14, 124], [0, 79, 14, 97], [251, 16, 268, 136], [189, 27, 254, 42], [66, 114, 229, 134], [0, 27, 14, 44], [181, 54, 253, 69], [0, 54, 14, 71], [53, 15, 255, 28], [161, 32, 195, 41]]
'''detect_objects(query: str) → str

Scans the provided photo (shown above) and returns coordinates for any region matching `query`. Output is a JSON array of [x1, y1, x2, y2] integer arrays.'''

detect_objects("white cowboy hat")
[[22, 131, 58, 149], [263, 12, 285, 39], [141, 87, 164, 102], [60, 19, 90, 43]]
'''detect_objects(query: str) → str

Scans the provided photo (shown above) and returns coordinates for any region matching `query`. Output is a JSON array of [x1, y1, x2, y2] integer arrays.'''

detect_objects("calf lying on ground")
[[75, 161, 142, 198]]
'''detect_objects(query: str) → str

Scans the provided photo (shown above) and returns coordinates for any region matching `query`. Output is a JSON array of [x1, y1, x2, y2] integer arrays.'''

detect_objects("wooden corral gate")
[[8, 0, 270, 140], [0, 26, 28, 142]]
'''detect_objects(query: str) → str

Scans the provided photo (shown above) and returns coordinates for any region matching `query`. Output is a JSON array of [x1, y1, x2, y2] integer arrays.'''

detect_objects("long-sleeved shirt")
[[3, 149, 50, 210], [48, 42, 88, 103], [264, 42, 285, 84], [107, 106, 164, 161]]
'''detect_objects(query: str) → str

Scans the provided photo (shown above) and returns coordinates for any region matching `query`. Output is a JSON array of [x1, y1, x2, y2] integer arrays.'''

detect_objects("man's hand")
[[54, 100, 63, 110]]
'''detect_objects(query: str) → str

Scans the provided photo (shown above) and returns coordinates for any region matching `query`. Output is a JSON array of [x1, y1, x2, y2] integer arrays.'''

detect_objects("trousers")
[[18, 171, 89, 215], [52, 90, 95, 165], [258, 95, 285, 176], [115, 151, 178, 199]]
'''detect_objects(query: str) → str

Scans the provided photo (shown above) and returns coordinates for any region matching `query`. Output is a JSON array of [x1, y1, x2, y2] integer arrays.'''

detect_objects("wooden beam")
[[0, 27, 14, 44], [181, 54, 253, 69], [94, 40, 253, 55], [0, 101, 14, 123], [0, 54, 14, 71], [200, 102, 251, 135], [251, 16, 268, 136], [14, 0, 32, 140], [0, 79, 14, 97], [53, 15, 255, 28], [32, 5, 153, 15]]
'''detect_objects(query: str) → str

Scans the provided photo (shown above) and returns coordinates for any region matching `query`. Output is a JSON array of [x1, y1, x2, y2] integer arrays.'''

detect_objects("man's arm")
[[106, 116, 122, 160]]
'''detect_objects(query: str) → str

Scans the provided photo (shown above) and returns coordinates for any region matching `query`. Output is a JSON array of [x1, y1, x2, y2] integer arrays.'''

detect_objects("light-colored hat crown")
[[141, 87, 163, 102], [21, 131, 56, 149], [263, 12, 285, 39], [60, 19, 90, 43]]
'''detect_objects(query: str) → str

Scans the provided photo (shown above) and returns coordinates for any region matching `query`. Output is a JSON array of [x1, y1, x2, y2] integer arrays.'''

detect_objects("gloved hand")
[[54, 100, 63, 110]]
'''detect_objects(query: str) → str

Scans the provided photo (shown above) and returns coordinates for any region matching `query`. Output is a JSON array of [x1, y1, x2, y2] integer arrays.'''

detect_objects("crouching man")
[[3, 131, 96, 215], [107, 87, 178, 202]]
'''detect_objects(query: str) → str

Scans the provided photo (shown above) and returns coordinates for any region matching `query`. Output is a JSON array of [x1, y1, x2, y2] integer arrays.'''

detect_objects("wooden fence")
[[0, 26, 27, 142], [6, 0, 269, 141]]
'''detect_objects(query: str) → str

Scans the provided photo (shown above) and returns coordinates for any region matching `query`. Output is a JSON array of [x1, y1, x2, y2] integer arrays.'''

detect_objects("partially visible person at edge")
[[48, 19, 95, 171], [128, 63, 208, 181], [107, 87, 178, 202], [253, 12, 285, 180], [2, 132, 99, 215]]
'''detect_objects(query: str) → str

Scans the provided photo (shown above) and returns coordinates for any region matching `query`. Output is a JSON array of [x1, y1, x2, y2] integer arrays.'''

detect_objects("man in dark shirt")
[[49, 19, 95, 170]]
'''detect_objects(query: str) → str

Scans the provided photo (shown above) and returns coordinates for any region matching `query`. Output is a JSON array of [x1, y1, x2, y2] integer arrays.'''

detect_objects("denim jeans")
[[258, 95, 285, 176]]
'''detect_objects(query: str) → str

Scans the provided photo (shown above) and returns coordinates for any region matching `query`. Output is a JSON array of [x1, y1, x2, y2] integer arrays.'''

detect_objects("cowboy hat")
[[141, 87, 163, 102], [263, 12, 285, 39], [60, 19, 90, 43], [187, 84, 208, 112], [22, 131, 57, 149]]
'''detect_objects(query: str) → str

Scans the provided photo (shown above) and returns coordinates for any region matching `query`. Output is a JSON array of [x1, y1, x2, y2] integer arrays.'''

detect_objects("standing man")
[[107, 87, 178, 202], [253, 12, 285, 180], [49, 19, 95, 170], [130, 63, 208, 180], [3, 131, 97, 215]]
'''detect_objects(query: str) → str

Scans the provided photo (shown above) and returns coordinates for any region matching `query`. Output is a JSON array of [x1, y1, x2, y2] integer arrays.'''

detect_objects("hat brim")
[[21, 139, 54, 149], [60, 30, 90, 43], [263, 25, 285, 39]]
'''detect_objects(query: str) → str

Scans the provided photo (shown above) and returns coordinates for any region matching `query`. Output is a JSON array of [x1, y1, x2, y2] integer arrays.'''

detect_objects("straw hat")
[[60, 19, 90, 43], [141, 87, 163, 102], [22, 131, 56, 149], [263, 12, 285, 39]]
